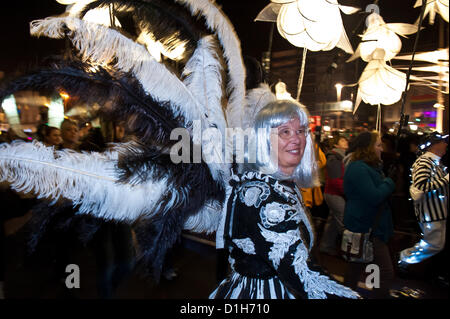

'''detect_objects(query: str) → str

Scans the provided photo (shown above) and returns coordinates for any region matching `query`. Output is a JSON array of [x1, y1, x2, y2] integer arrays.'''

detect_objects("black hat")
[[418, 132, 448, 151], [347, 131, 372, 154]]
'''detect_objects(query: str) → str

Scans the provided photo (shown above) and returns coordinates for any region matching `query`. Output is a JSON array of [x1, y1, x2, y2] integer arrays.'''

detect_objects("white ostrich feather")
[[30, 16, 203, 126], [182, 35, 230, 184], [242, 83, 277, 130], [30, 16, 230, 185], [183, 199, 223, 234], [182, 35, 227, 136], [0, 141, 171, 222], [176, 0, 246, 129]]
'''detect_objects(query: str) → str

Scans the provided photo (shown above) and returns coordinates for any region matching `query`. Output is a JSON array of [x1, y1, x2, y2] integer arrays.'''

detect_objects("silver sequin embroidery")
[[232, 238, 256, 255], [258, 225, 300, 269], [239, 181, 271, 208], [260, 202, 291, 228]]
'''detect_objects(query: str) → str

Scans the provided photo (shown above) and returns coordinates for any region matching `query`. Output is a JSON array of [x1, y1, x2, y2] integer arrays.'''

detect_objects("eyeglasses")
[[277, 127, 310, 140]]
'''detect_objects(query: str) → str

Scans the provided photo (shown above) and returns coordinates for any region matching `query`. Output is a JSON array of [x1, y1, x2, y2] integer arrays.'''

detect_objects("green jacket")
[[343, 160, 395, 243]]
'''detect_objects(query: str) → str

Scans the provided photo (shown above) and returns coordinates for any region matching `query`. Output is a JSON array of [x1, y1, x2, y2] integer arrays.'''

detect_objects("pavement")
[[1, 214, 448, 300]]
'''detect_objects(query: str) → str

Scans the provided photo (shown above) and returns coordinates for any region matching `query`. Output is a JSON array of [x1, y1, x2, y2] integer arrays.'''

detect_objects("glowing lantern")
[[1, 95, 26, 137], [136, 31, 187, 62], [56, 0, 122, 27], [255, 0, 359, 54], [48, 97, 65, 128], [275, 81, 294, 100], [393, 48, 449, 64], [394, 48, 448, 132], [414, 0, 449, 24], [393, 49, 449, 92], [353, 48, 407, 130], [348, 12, 418, 63], [356, 54, 406, 107], [348, 12, 418, 130]]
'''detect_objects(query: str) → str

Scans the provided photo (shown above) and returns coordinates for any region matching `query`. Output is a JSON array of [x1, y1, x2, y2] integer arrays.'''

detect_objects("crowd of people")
[[0, 105, 448, 299], [303, 128, 448, 298], [1, 118, 137, 299]]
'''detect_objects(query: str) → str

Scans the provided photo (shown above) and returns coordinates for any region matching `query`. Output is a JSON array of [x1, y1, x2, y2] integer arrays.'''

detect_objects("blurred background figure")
[[342, 131, 397, 298], [388, 133, 421, 233], [0, 128, 27, 143], [89, 121, 136, 298], [59, 119, 79, 150], [319, 135, 349, 256], [42, 126, 61, 147]]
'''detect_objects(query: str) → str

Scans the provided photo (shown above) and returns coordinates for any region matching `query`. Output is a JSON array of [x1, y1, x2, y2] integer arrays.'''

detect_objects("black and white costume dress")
[[210, 171, 359, 299]]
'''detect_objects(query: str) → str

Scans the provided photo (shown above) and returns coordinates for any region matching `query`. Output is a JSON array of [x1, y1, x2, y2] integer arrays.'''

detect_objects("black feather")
[[25, 199, 103, 254], [79, 0, 208, 62], [132, 160, 224, 282], [0, 60, 180, 145]]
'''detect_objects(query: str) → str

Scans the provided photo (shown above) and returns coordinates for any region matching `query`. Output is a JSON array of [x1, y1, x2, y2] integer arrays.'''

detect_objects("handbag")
[[341, 229, 374, 263], [340, 205, 384, 263]]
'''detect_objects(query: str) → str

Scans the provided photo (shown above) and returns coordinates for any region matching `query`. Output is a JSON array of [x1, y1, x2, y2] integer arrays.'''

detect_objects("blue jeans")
[[320, 193, 345, 254]]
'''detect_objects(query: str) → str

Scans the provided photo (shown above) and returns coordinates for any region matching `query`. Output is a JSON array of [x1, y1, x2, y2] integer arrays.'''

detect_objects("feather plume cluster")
[[30, 16, 204, 126], [0, 141, 168, 222], [0, 0, 248, 279]]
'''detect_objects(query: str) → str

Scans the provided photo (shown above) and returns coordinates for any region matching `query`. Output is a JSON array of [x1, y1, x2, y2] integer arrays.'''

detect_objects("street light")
[[433, 103, 445, 133], [335, 83, 343, 102]]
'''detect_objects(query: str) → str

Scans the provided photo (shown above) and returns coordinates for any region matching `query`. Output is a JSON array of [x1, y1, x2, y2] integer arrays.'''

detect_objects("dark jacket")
[[343, 160, 395, 243], [324, 148, 345, 196]]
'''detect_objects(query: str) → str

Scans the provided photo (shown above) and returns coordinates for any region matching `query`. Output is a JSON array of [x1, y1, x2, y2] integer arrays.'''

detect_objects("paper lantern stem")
[[296, 48, 307, 101], [376, 104, 382, 132]]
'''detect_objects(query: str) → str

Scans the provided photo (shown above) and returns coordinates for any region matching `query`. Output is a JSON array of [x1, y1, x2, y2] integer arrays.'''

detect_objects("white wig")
[[242, 99, 319, 188]]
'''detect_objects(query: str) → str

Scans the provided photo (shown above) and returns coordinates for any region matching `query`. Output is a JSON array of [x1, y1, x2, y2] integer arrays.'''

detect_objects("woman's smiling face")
[[272, 117, 307, 176]]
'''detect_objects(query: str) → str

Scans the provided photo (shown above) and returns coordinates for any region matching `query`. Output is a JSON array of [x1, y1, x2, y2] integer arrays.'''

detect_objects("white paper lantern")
[[256, 0, 359, 54], [394, 49, 449, 92], [354, 48, 406, 114], [48, 97, 65, 129], [275, 81, 294, 100], [393, 48, 449, 64], [56, 0, 121, 27], [348, 13, 418, 62], [1, 95, 26, 137], [414, 0, 449, 24], [1, 95, 20, 125]]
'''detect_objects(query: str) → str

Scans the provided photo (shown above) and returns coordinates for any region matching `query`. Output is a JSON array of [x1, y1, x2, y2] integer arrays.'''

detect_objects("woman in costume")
[[210, 100, 359, 299]]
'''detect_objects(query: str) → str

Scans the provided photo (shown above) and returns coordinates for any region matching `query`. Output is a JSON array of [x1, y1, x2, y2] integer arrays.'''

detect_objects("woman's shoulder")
[[231, 170, 273, 184], [232, 171, 295, 187], [346, 160, 380, 177], [347, 160, 369, 170]]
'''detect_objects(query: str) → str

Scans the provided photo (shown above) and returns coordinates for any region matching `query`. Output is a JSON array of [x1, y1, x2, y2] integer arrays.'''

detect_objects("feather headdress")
[[0, 0, 254, 279]]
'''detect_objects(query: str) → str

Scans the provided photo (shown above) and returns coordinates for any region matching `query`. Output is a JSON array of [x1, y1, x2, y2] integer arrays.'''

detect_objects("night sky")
[[0, 1, 444, 76]]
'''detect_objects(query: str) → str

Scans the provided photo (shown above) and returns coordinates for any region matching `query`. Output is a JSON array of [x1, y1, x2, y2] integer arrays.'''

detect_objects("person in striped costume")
[[399, 132, 448, 266]]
